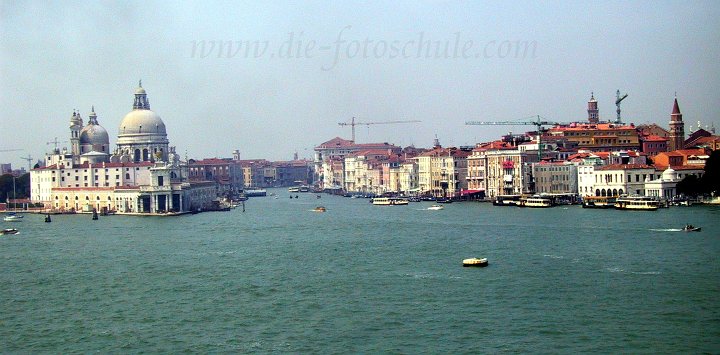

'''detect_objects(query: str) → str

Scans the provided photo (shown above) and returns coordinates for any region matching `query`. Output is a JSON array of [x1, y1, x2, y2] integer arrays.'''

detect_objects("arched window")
[[134, 149, 141, 162], [595, 189, 600, 196], [612, 189, 617, 196], [619, 189, 624, 195], [143, 149, 149, 161]]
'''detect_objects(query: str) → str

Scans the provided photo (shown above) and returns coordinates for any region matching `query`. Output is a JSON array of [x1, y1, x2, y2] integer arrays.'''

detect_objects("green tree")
[[701, 150, 720, 196], [676, 174, 702, 197]]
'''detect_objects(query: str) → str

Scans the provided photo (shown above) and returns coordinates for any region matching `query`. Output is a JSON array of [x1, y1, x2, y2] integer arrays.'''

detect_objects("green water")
[[2, 190, 719, 353]]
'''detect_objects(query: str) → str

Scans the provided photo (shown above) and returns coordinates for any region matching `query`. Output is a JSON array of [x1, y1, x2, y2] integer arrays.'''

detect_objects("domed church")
[[32, 82, 217, 215], [116, 81, 170, 163]]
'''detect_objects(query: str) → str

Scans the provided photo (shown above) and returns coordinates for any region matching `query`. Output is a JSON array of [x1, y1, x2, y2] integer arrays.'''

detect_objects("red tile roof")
[[597, 164, 654, 171]]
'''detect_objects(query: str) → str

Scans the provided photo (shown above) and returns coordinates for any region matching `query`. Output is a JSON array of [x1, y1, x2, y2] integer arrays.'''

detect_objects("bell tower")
[[587, 92, 599, 123], [69, 110, 83, 156], [669, 95, 685, 151]]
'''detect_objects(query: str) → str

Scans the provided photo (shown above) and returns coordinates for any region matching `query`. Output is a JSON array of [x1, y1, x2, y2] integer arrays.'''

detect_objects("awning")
[[461, 189, 485, 196]]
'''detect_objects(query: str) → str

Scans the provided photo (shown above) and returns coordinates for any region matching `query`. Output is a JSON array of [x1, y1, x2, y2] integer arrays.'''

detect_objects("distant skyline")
[[2, 1, 719, 170]]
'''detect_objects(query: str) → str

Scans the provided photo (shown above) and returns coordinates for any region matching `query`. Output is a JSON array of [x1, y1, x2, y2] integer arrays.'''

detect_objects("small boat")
[[3, 213, 23, 222], [683, 225, 701, 232], [1, 228, 19, 235], [313, 206, 327, 212], [462, 257, 488, 267], [427, 205, 444, 210], [45, 214, 52, 223]]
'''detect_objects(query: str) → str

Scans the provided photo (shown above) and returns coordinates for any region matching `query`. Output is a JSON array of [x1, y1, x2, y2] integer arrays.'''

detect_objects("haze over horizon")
[[2, 1, 719, 170]]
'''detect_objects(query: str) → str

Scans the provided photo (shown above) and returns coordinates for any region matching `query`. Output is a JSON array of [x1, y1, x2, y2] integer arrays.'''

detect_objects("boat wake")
[[649, 228, 683, 232]]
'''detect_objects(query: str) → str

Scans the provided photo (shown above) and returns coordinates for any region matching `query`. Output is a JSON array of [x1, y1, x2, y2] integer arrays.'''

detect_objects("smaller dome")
[[662, 168, 677, 181], [135, 87, 146, 95], [79, 124, 109, 145]]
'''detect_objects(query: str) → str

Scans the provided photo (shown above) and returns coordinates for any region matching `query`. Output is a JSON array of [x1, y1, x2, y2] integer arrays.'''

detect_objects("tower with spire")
[[669, 95, 685, 151], [69, 110, 83, 157], [587, 92, 599, 123]]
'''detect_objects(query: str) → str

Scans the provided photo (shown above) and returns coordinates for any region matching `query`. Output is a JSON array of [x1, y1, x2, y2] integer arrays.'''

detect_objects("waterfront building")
[[573, 154, 605, 197], [546, 122, 641, 152], [415, 142, 470, 198], [645, 166, 704, 199], [235, 159, 271, 188], [314, 137, 401, 189], [31, 83, 217, 214], [592, 164, 656, 197], [343, 150, 394, 194], [466, 141, 517, 198], [668, 97, 685, 151], [532, 162, 578, 194], [188, 158, 245, 196], [653, 148, 709, 169], [273, 160, 313, 187]]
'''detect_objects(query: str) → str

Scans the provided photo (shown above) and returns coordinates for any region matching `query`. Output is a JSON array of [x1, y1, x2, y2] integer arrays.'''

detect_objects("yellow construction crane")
[[338, 117, 421, 142], [465, 115, 564, 161]]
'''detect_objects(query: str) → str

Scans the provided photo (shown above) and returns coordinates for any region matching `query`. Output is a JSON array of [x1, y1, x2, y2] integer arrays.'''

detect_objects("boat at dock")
[[519, 196, 553, 208], [614, 196, 659, 211], [493, 195, 522, 206], [582, 196, 617, 209]]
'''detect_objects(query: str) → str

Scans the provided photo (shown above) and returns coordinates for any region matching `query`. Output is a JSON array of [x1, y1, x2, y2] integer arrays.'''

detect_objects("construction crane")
[[615, 89, 628, 124], [465, 115, 562, 161], [338, 117, 421, 143], [0, 149, 23, 153], [20, 155, 33, 171], [46, 137, 69, 152]]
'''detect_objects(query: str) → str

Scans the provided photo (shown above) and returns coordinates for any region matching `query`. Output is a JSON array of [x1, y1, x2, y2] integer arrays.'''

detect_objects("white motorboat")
[[4, 213, 23, 222], [462, 258, 488, 267], [427, 205, 444, 210]]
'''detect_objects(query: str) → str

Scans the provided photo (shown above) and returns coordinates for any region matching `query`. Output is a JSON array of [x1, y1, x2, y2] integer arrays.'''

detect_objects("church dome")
[[79, 124, 110, 145], [662, 167, 677, 181], [117, 81, 168, 139], [119, 109, 167, 135], [79, 108, 109, 145]]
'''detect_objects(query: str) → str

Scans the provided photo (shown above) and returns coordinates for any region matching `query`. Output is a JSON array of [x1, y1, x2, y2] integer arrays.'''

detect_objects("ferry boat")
[[582, 196, 617, 209], [520, 196, 553, 208], [614, 196, 659, 211], [493, 195, 522, 206], [371, 197, 409, 206], [244, 189, 267, 197]]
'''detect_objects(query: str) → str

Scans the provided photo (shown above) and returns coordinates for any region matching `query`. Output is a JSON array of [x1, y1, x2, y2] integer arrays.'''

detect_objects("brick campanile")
[[669, 96, 685, 151]]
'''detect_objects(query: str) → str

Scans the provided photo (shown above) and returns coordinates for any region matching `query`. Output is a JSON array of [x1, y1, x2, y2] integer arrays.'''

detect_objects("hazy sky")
[[1, 1, 719, 169]]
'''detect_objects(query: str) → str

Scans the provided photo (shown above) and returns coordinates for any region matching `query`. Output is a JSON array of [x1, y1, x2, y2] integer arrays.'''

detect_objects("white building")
[[31, 83, 217, 214]]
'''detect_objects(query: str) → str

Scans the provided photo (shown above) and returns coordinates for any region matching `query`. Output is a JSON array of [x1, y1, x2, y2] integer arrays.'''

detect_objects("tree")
[[701, 150, 720, 196], [676, 175, 702, 197]]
